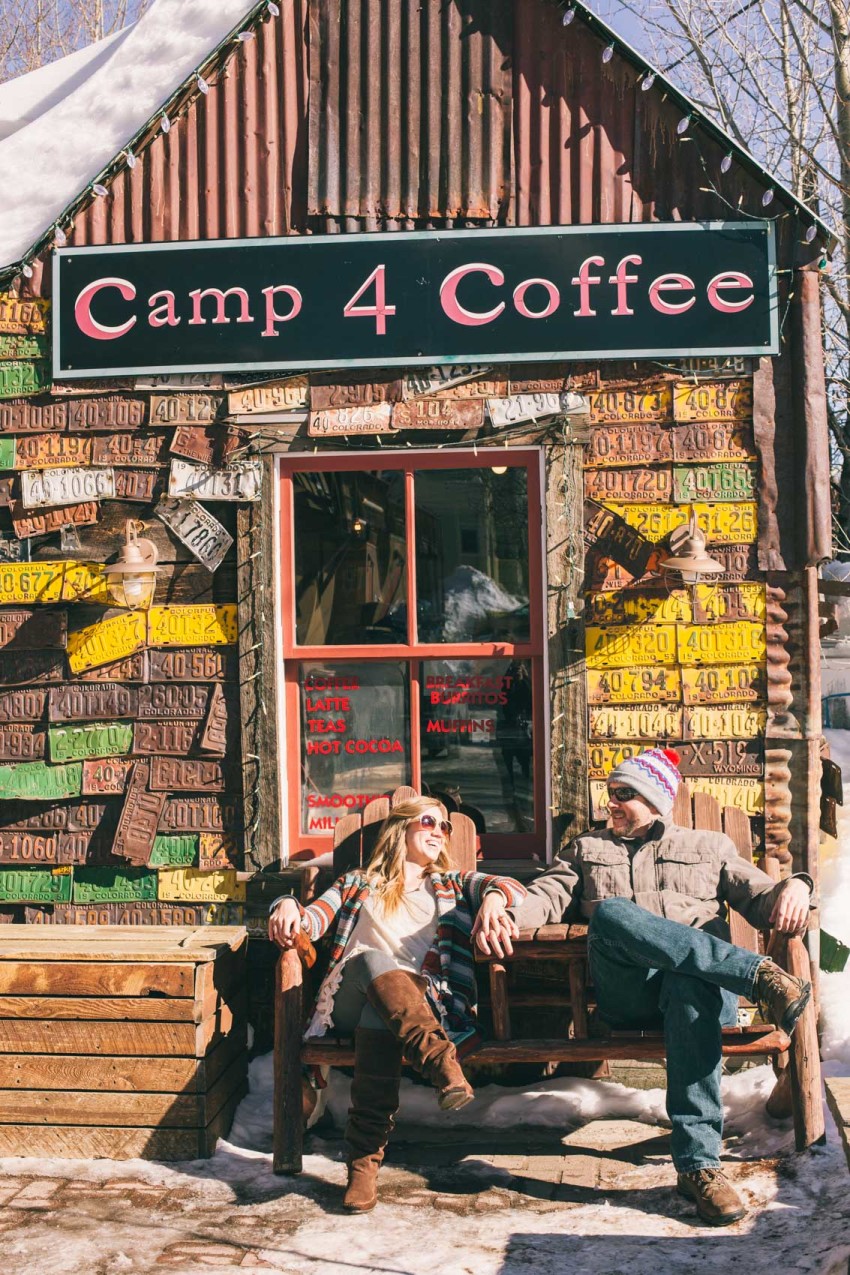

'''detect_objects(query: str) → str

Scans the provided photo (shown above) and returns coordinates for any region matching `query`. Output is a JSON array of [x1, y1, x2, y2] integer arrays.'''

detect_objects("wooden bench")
[[272, 787, 824, 1173]]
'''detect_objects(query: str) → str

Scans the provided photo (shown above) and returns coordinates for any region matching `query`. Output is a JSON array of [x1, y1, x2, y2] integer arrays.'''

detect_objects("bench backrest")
[[332, 786, 478, 874]]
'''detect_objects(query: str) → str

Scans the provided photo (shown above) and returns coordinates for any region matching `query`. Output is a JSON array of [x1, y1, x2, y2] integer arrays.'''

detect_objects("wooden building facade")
[[0, 0, 833, 948]]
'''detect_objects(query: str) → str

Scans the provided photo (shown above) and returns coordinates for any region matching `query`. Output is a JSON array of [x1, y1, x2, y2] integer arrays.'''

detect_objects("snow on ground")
[[0, 0, 255, 268], [1, 740, 850, 1270]]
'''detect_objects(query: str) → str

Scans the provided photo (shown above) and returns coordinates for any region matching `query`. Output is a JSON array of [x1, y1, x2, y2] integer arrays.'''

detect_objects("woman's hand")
[[472, 892, 519, 958], [268, 897, 304, 948], [769, 878, 811, 935]]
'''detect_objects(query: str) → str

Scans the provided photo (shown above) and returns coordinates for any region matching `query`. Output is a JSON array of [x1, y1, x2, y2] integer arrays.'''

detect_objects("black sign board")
[[53, 223, 778, 378]]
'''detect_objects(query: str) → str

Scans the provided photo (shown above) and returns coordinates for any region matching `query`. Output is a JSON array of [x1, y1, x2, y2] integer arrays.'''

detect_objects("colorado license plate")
[[681, 664, 766, 703], [589, 705, 683, 740], [684, 705, 767, 739], [584, 467, 672, 503], [156, 867, 246, 902], [147, 605, 237, 647], [587, 385, 673, 423], [586, 590, 692, 625], [586, 624, 678, 669], [672, 463, 757, 502], [673, 380, 753, 422], [677, 622, 766, 665], [586, 667, 682, 704]]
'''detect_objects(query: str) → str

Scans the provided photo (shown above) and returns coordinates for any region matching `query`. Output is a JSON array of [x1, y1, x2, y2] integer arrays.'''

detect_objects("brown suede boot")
[[343, 1028, 402, 1213], [677, 1168, 748, 1226], [366, 970, 474, 1111], [753, 959, 812, 1037]]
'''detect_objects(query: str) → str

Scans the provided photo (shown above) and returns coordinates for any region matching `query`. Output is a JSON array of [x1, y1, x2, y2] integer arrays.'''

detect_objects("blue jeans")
[[588, 898, 765, 1172]]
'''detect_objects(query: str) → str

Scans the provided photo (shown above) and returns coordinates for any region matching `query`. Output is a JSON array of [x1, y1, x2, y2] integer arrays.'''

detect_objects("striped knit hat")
[[608, 748, 681, 816]]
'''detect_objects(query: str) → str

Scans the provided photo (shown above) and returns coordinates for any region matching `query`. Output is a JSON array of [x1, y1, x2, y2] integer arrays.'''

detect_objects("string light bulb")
[[92, 183, 108, 197], [196, 74, 209, 94], [54, 225, 67, 246], [21, 263, 33, 278], [676, 114, 691, 136], [805, 224, 817, 243], [267, 0, 280, 12], [124, 150, 137, 169], [762, 187, 775, 207], [237, 29, 255, 40], [720, 151, 733, 174], [161, 113, 171, 133], [562, 5, 575, 23], [641, 72, 655, 90], [602, 43, 615, 62]]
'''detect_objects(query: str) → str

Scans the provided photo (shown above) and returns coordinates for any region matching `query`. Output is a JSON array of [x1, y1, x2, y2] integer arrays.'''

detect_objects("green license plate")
[[148, 835, 199, 867], [0, 333, 49, 361], [72, 868, 158, 903], [0, 867, 72, 902], [0, 761, 83, 800], [0, 361, 50, 399], [48, 722, 134, 763], [672, 463, 757, 502]]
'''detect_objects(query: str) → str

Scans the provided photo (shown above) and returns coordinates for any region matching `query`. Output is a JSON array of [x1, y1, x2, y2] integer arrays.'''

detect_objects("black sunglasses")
[[607, 785, 640, 803], [411, 814, 452, 836]]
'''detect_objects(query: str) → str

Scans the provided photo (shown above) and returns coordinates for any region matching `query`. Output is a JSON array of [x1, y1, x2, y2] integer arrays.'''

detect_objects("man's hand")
[[269, 897, 303, 948], [472, 892, 519, 958], [769, 878, 811, 934]]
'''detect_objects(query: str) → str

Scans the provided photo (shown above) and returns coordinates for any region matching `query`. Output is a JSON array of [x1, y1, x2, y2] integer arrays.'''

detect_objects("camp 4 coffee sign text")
[[53, 222, 777, 378]]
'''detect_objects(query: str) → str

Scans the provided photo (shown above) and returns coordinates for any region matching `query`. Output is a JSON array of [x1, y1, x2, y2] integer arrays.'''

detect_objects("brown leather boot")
[[366, 970, 474, 1111], [677, 1168, 748, 1225], [343, 1028, 402, 1213], [753, 959, 812, 1036]]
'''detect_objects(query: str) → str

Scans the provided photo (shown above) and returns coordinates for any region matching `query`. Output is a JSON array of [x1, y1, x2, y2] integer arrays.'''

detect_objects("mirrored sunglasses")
[[607, 785, 640, 803], [412, 814, 452, 836]]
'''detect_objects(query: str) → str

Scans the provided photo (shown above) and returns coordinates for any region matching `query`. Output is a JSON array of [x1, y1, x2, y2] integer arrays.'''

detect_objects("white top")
[[347, 879, 439, 974]]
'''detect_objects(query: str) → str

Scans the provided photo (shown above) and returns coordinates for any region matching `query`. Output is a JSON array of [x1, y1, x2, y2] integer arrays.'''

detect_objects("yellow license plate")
[[589, 705, 683, 740], [587, 666, 682, 704], [147, 605, 237, 647], [673, 380, 753, 422], [60, 563, 110, 603], [685, 776, 764, 815], [67, 612, 148, 674], [0, 563, 65, 604], [586, 590, 692, 625], [684, 705, 767, 739], [157, 867, 246, 902], [589, 781, 612, 819], [587, 385, 673, 423], [677, 622, 766, 666], [692, 583, 766, 623], [681, 664, 766, 704], [604, 502, 758, 544], [586, 624, 678, 669], [588, 742, 642, 779]]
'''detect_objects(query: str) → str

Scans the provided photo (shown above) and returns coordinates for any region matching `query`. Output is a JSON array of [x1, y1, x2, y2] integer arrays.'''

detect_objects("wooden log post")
[[489, 963, 511, 1041], [784, 934, 826, 1150], [273, 949, 304, 1174]]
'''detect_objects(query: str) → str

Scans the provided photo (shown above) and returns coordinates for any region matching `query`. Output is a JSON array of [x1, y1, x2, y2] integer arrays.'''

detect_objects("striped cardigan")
[[296, 869, 527, 1047]]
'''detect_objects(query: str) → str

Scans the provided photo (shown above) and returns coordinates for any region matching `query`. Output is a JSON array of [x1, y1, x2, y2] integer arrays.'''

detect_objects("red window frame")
[[278, 448, 547, 859]]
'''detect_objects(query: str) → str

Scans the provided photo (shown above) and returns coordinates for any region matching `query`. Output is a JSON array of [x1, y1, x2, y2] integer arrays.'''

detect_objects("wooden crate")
[[0, 924, 248, 1160]]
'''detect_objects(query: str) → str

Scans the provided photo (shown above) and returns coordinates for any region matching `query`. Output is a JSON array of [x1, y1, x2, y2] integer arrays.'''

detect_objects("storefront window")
[[281, 450, 545, 857], [300, 661, 409, 834], [414, 468, 530, 643], [293, 470, 406, 645], [421, 657, 533, 834]]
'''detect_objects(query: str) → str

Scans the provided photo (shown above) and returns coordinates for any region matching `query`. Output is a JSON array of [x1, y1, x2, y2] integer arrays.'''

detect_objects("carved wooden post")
[[273, 949, 304, 1174]]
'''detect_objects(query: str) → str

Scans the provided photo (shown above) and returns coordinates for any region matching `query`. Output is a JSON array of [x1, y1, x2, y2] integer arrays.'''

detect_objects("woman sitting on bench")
[[269, 795, 526, 1213]]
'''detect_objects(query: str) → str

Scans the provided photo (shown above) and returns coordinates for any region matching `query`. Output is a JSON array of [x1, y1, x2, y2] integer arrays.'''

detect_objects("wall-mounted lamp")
[[661, 513, 725, 587], [351, 516, 369, 538], [103, 520, 159, 610]]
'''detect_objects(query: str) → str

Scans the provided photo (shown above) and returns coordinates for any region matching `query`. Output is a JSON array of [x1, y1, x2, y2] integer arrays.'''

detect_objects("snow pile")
[[440, 564, 526, 642], [0, 0, 255, 268], [820, 729, 850, 1075]]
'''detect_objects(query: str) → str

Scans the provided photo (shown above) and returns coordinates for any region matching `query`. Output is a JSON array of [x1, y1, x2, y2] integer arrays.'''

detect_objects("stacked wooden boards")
[[0, 923, 248, 1159]]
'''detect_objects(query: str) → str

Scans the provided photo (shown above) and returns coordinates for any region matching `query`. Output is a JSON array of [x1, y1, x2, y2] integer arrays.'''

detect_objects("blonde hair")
[[365, 796, 452, 914]]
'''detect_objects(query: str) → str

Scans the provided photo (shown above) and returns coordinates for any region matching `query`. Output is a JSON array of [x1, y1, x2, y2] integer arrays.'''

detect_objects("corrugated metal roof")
[[12, 0, 830, 292]]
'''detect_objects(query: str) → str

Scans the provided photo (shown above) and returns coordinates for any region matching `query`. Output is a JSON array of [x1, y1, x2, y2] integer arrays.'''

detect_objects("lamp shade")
[[103, 521, 159, 610], [662, 515, 725, 585]]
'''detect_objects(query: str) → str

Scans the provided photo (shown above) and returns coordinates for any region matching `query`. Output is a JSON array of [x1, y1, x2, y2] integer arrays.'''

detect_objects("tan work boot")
[[677, 1168, 748, 1226], [366, 970, 474, 1111], [753, 959, 812, 1036], [343, 1028, 403, 1213]]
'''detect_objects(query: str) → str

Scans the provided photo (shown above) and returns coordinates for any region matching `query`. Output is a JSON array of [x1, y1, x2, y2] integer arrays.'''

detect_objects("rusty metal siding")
[[307, 0, 513, 222], [67, 2, 309, 253]]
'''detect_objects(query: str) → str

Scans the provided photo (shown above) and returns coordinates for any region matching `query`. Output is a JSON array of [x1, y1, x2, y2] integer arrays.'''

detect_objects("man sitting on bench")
[[472, 747, 813, 1226]]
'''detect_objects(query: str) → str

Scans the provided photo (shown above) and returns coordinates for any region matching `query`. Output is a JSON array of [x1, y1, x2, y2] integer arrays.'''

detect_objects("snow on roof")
[[0, 26, 132, 142], [0, 0, 256, 271]]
